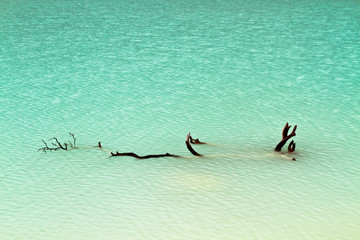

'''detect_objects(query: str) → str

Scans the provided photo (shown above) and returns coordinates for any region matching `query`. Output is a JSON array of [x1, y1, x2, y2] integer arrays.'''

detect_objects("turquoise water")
[[1, 0, 359, 239]]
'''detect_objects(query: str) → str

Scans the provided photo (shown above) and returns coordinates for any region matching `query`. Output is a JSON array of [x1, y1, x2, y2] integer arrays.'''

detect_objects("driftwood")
[[39, 126, 299, 160], [38, 133, 78, 153], [274, 123, 297, 152], [189, 135, 206, 145], [39, 133, 198, 159], [110, 151, 181, 159], [110, 133, 204, 159], [186, 133, 203, 156]]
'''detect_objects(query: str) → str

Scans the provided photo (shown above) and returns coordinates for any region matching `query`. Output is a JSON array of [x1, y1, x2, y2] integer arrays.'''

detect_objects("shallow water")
[[0, 0, 359, 239]]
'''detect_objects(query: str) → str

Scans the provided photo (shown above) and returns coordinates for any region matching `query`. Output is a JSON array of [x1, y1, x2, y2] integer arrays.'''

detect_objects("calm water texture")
[[0, 0, 359, 239]]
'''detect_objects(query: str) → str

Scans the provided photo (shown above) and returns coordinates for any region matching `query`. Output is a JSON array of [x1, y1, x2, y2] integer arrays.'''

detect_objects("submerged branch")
[[186, 133, 203, 156], [38, 133, 78, 153], [110, 151, 181, 159], [274, 123, 297, 152], [189, 135, 206, 145], [69, 132, 77, 148]]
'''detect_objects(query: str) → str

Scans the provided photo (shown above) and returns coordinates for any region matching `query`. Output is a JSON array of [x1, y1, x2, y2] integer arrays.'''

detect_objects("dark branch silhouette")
[[189, 135, 206, 145], [39, 128, 299, 161], [186, 133, 203, 156], [68, 132, 77, 148], [288, 140, 296, 153], [39, 134, 182, 158], [50, 137, 67, 150], [95, 141, 102, 149], [93, 141, 114, 153], [39, 133, 77, 153], [274, 123, 297, 152], [110, 151, 181, 159], [110, 133, 204, 159]]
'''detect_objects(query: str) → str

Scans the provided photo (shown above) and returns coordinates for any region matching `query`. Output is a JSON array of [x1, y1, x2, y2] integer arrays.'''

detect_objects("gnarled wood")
[[186, 133, 203, 156], [275, 123, 297, 152]]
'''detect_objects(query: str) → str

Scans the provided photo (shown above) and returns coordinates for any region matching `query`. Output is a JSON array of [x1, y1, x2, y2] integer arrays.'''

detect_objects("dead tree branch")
[[186, 133, 203, 156], [69, 132, 77, 148], [38, 133, 78, 153], [109, 132, 205, 159], [110, 151, 181, 159], [274, 123, 297, 152], [189, 135, 206, 145]]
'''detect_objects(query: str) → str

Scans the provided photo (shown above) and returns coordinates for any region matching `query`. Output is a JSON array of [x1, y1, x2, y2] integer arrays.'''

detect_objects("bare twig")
[[39, 133, 78, 153], [69, 133, 77, 148]]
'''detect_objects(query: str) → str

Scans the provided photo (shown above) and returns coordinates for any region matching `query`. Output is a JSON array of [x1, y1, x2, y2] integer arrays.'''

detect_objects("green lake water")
[[0, 0, 359, 239]]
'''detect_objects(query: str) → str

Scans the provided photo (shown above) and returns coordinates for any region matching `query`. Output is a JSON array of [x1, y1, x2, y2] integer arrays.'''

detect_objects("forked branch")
[[39, 133, 77, 153], [275, 123, 297, 152]]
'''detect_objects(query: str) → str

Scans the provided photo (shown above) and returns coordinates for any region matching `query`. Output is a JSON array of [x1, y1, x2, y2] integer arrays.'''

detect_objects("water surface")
[[0, 0, 359, 239]]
